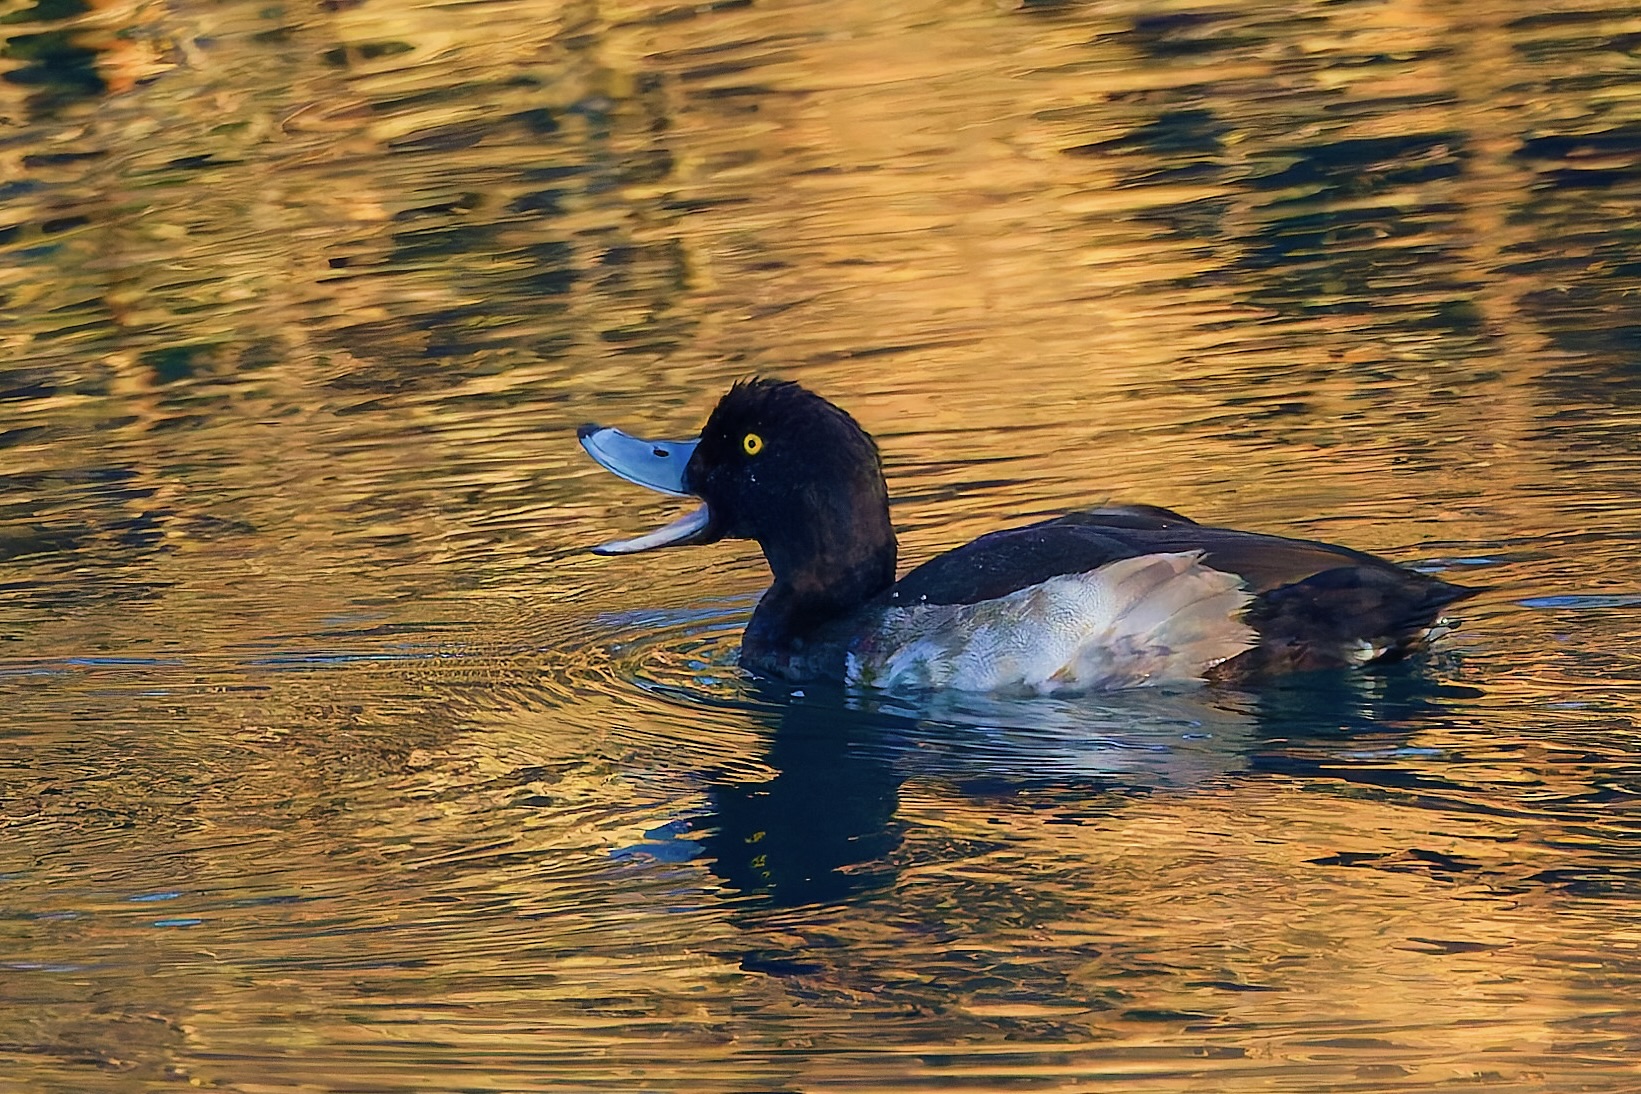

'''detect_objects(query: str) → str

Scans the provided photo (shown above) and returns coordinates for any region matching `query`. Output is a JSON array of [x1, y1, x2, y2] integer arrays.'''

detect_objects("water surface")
[[4, 0, 1641, 1090]]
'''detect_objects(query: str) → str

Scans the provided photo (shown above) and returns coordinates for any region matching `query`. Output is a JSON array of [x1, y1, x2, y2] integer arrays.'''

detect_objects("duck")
[[578, 379, 1476, 692]]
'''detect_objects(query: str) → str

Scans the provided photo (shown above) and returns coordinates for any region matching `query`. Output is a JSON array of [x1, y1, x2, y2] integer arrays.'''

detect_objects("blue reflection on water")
[[1520, 594, 1641, 609]]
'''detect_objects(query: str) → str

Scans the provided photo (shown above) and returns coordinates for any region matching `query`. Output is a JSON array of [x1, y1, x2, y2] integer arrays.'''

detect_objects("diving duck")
[[579, 379, 1474, 691]]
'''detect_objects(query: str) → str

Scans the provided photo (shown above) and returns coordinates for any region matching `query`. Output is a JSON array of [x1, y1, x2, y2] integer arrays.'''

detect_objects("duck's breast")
[[847, 552, 1255, 693]]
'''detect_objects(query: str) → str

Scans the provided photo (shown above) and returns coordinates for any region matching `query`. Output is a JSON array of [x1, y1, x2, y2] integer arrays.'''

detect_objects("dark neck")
[[742, 511, 897, 676], [767, 538, 898, 628]]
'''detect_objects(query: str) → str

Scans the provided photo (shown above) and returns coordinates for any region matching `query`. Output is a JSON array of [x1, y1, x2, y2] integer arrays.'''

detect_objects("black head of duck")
[[579, 379, 1477, 691]]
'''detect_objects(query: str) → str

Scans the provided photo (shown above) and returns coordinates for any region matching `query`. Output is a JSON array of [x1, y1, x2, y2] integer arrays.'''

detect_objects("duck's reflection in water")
[[698, 687, 906, 907], [689, 665, 1472, 909]]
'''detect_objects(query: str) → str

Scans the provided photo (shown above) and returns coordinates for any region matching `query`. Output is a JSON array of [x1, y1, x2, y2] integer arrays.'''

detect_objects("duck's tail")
[[1220, 565, 1480, 679]]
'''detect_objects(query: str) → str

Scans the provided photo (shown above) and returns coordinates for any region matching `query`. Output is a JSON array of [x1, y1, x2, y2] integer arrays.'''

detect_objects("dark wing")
[[883, 514, 1160, 607], [885, 504, 1478, 672], [888, 504, 1418, 605]]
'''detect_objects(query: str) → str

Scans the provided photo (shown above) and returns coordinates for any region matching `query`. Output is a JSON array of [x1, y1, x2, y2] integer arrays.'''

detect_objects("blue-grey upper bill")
[[577, 424, 712, 555], [576, 425, 697, 496]]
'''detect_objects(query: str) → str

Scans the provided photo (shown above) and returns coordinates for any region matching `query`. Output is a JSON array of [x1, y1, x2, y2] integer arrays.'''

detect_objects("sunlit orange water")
[[3, 0, 1640, 1089]]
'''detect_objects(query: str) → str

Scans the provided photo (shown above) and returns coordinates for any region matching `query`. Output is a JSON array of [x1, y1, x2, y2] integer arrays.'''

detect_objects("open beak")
[[577, 424, 717, 554]]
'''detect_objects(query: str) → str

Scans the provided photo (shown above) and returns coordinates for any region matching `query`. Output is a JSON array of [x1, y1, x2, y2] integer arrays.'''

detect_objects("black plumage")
[[583, 379, 1478, 687]]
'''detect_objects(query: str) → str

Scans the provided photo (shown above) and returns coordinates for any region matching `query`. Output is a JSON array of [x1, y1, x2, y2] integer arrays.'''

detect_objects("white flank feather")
[[849, 551, 1255, 693]]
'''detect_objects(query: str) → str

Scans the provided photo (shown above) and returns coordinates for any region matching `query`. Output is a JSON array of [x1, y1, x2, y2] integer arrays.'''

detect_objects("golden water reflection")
[[3, 0, 1641, 1089]]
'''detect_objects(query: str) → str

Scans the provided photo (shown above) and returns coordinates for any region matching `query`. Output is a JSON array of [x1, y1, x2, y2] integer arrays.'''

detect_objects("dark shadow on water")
[[698, 686, 907, 908], [692, 662, 1478, 911], [1240, 662, 1486, 795]]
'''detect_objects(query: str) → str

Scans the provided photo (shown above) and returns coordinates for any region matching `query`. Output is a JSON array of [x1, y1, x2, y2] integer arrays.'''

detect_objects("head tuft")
[[701, 378, 880, 461]]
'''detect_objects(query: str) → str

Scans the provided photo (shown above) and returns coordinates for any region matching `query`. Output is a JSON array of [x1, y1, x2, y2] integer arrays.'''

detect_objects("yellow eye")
[[742, 432, 764, 455]]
